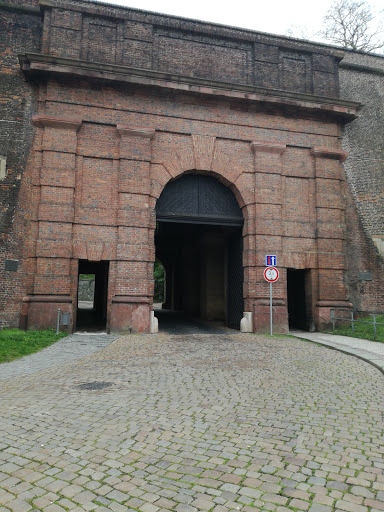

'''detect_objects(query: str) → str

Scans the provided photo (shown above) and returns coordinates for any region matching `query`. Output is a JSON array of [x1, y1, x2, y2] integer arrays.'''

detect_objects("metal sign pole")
[[270, 281, 272, 336], [264, 265, 279, 337]]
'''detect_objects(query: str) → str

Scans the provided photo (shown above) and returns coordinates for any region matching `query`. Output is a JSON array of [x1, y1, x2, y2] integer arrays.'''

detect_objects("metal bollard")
[[56, 308, 61, 335]]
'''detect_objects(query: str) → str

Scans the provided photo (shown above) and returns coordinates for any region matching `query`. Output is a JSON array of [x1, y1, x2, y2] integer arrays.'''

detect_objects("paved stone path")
[[0, 333, 116, 381], [291, 331, 384, 374], [155, 310, 236, 335], [1, 332, 384, 512]]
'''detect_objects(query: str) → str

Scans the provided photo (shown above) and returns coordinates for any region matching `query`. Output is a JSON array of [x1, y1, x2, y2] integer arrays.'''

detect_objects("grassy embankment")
[[327, 314, 384, 343], [0, 329, 69, 364]]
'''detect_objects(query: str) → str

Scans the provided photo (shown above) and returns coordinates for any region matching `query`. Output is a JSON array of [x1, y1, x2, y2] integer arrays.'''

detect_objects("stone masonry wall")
[[340, 51, 384, 312], [340, 52, 384, 241], [0, 1, 42, 327]]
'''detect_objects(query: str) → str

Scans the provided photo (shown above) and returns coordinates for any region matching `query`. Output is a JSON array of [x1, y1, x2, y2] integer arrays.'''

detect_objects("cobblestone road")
[[1, 333, 384, 512], [0, 334, 116, 381]]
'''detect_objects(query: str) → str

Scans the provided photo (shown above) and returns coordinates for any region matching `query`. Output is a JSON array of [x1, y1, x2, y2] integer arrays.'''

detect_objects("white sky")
[[100, 0, 384, 45]]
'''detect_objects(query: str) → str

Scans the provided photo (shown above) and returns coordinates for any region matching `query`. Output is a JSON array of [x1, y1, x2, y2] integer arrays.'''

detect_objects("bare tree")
[[320, 0, 384, 52], [286, 25, 315, 41]]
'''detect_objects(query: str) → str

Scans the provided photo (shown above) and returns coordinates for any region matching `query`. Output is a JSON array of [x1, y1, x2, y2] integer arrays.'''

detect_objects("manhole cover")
[[76, 381, 113, 390]]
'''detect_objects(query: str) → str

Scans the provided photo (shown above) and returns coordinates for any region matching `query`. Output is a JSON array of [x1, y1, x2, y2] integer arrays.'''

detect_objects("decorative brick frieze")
[[117, 125, 155, 138], [32, 115, 82, 131], [192, 135, 216, 170], [283, 252, 317, 270], [251, 140, 286, 177], [250, 141, 287, 154], [118, 126, 154, 162], [72, 241, 116, 262], [311, 147, 348, 162]]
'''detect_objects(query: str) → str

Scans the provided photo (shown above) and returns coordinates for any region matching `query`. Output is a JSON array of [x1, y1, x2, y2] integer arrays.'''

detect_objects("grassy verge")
[[326, 314, 384, 343], [0, 329, 69, 364]]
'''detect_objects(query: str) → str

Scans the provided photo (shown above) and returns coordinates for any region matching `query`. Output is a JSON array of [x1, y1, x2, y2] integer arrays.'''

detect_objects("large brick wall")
[[17, 70, 355, 332], [1, 0, 383, 332], [0, 0, 42, 327], [37, 0, 340, 98]]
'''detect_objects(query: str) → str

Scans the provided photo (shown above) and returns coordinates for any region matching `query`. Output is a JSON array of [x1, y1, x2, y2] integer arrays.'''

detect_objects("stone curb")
[[290, 332, 384, 376]]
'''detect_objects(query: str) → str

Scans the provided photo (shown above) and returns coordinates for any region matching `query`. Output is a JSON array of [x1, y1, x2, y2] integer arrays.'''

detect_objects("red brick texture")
[[19, 91, 353, 333], [2, 0, 383, 333]]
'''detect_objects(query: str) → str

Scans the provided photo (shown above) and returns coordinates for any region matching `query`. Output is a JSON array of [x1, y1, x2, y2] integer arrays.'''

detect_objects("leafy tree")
[[153, 259, 165, 302], [320, 0, 384, 52]]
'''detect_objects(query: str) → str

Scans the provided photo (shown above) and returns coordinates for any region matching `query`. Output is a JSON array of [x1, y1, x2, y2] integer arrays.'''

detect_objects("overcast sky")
[[100, 0, 384, 45]]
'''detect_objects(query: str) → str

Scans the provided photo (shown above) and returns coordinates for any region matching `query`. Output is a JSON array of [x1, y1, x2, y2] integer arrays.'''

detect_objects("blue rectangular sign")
[[265, 255, 277, 266]]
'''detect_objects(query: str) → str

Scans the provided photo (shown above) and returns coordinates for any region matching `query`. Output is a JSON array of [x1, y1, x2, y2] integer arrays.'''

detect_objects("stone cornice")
[[23, 295, 72, 303], [32, 114, 82, 131], [117, 125, 155, 139], [20, 54, 360, 121], [251, 141, 287, 154], [340, 61, 384, 77], [311, 147, 348, 162], [0, 1, 41, 15]]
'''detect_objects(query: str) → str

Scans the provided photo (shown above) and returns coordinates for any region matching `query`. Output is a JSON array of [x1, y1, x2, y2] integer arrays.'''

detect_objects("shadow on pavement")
[[154, 308, 239, 335]]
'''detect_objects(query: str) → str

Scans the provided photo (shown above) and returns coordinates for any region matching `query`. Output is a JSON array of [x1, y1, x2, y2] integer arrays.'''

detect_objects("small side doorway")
[[287, 269, 311, 330], [76, 260, 109, 331]]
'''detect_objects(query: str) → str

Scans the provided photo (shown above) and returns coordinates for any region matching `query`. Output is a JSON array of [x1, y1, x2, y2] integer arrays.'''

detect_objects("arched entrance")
[[155, 174, 244, 330]]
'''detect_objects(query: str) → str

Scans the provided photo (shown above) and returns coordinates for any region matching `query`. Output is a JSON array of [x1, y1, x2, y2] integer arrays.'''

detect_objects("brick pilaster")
[[311, 146, 352, 327], [111, 125, 155, 333], [250, 140, 287, 333], [25, 115, 82, 329]]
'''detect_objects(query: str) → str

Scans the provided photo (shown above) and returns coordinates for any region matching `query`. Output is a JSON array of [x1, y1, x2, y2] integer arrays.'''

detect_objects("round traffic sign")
[[264, 266, 279, 282]]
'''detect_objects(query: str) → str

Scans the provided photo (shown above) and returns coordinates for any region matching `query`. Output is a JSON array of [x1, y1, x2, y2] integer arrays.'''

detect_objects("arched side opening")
[[155, 174, 244, 330]]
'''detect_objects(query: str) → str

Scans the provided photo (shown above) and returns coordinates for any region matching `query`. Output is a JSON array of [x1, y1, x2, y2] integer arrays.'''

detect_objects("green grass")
[[326, 314, 384, 343], [0, 329, 69, 364]]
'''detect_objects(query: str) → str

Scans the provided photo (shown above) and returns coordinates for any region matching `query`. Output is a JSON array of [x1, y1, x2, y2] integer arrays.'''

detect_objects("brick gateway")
[[1, 0, 384, 333]]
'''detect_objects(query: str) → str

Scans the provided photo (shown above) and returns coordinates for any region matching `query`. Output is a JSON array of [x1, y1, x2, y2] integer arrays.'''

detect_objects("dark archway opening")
[[287, 268, 311, 330], [76, 260, 109, 331], [155, 174, 244, 332]]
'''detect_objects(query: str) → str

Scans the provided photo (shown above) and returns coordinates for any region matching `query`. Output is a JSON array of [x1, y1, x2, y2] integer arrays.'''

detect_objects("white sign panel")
[[264, 267, 279, 282]]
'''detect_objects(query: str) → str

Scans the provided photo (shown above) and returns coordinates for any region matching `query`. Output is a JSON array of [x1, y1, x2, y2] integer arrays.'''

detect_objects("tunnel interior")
[[155, 173, 245, 331], [155, 222, 243, 329]]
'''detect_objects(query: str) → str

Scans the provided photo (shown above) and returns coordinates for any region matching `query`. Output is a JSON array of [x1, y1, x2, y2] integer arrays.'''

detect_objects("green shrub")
[[154, 259, 165, 302], [0, 329, 69, 363]]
